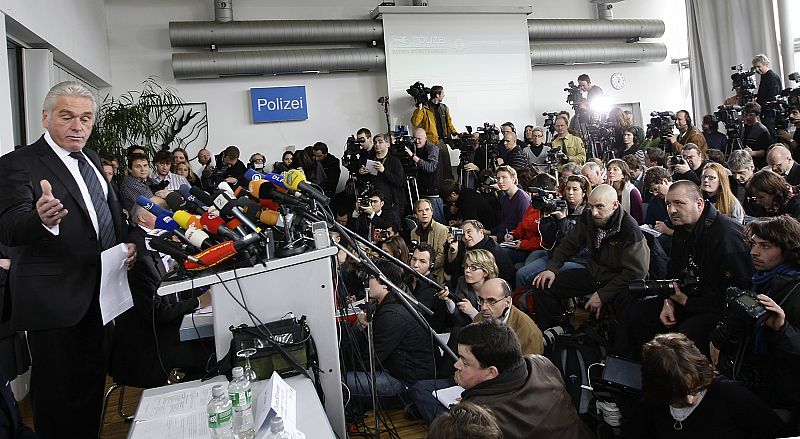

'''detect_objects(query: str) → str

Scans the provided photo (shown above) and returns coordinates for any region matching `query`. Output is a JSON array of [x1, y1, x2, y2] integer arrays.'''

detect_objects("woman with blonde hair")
[[700, 162, 744, 223], [437, 249, 498, 328]]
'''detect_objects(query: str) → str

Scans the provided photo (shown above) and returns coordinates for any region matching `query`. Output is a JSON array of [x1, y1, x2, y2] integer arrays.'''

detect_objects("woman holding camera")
[[606, 158, 644, 224], [747, 169, 800, 220], [701, 163, 744, 224], [437, 249, 498, 328], [624, 332, 788, 438], [708, 216, 800, 418], [515, 175, 591, 288]]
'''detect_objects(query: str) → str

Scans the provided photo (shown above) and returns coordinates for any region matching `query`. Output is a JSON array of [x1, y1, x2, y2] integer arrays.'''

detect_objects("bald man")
[[533, 184, 649, 354], [767, 144, 800, 186]]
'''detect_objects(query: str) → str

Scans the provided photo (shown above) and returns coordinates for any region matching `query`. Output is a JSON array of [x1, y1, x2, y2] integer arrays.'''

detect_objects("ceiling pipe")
[[172, 48, 386, 79], [530, 42, 667, 65], [170, 20, 384, 47], [528, 19, 664, 40]]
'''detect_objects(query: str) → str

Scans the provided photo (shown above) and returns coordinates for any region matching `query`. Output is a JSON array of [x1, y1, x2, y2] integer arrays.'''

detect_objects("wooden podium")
[[157, 247, 345, 437]]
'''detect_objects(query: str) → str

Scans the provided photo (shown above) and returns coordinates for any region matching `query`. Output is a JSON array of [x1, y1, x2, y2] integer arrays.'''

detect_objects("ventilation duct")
[[213, 0, 233, 23], [170, 20, 384, 47], [530, 42, 667, 65], [528, 19, 664, 40], [172, 48, 385, 79]]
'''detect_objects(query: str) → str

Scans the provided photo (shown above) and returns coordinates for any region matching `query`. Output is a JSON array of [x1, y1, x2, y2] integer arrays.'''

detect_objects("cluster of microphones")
[[137, 168, 330, 277]]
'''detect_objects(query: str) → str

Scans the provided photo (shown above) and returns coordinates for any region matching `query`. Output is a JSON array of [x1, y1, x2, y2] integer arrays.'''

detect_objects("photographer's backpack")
[[547, 327, 606, 417]]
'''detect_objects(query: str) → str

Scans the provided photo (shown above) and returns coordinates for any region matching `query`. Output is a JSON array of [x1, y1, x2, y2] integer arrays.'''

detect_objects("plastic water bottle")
[[265, 417, 294, 439], [207, 384, 234, 438], [229, 366, 255, 439]]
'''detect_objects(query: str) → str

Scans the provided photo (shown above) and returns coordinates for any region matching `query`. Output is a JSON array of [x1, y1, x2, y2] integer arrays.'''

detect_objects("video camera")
[[628, 264, 700, 300], [564, 81, 584, 109], [712, 105, 744, 137], [342, 135, 367, 173], [148, 179, 170, 194], [586, 122, 615, 139], [730, 64, 757, 95], [450, 126, 478, 165], [448, 226, 464, 241], [762, 73, 800, 130], [530, 187, 567, 214], [646, 111, 676, 151], [392, 125, 418, 176], [542, 112, 559, 134], [407, 81, 430, 107]]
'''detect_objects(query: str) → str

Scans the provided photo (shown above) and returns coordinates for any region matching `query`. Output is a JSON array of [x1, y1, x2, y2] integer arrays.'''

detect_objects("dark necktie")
[[69, 152, 117, 250]]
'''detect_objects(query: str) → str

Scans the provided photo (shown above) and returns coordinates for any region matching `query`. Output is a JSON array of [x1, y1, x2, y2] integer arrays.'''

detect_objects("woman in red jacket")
[[501, 173, 555, 265]]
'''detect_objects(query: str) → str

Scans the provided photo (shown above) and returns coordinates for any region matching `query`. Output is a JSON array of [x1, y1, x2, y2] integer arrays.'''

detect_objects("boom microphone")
[[284, 169, 330, 204]]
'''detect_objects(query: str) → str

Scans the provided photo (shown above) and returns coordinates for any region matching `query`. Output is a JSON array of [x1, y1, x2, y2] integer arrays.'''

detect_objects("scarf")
[[751, 263, 800, 354]]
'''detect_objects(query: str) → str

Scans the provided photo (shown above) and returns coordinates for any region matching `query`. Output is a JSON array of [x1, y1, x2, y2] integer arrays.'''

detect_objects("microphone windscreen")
[[164, 192, 185, 212], [184, 225, 211, 249], [173, 210, 202, 230], [200, 211, 225, 234], [184, 240, 237, 271], [155, 215, 179, 232], [259, 209, 280, 226], [136, 195, 173, 218], [249, 179, 273, 199], [283, 169, 308, 192]]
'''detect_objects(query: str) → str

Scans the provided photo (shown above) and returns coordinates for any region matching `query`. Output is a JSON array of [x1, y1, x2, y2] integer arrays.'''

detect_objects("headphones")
[[679, 110, 692, 127]]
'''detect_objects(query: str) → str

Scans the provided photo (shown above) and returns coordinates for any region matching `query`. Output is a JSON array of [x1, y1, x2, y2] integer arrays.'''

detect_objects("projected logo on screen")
[[250, 86, 308, 123]]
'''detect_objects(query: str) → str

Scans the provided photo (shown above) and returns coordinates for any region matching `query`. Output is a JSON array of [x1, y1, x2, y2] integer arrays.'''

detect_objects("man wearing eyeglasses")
[[473, 278, 543, 355], [766, 144, 800, 186]]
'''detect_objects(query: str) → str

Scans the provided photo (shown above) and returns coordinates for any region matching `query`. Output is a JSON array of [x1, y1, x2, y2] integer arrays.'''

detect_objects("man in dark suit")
[[767, 144, 800, 186], [0, 81, 135, 438], [110, 203, 211, 388]]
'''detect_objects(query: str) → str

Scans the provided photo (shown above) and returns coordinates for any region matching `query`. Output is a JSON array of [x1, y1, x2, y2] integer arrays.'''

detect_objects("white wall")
[[106, 0, 688, 165], [526, 0, 690, 129], [105, 0, 388, 164], [1, 0, 111, 85]]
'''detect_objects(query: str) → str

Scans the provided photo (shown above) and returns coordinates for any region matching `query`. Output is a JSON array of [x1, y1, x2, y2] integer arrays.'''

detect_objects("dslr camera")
[[448, 227, 464, 241], [628, 264, 700, 300], [407, 81, 430, 107], [530, 187, 567, 214], [709, 287, 771, 357], [669, 155, 686, 167]]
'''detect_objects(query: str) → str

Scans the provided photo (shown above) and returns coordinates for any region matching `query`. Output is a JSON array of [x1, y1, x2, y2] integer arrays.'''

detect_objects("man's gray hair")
[[727, 149, 754, 170], [582, 161, 602, 173], [43, 81, 97, 116], [562, 162, 581, 175], [752, 53, 770, 66]]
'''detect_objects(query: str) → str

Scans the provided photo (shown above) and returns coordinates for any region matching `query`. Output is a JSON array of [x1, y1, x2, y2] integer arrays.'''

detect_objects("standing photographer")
[[629, 181, 753, 356], [411, 85, 457, 145], [668, 110, 708, 158], [709, 216, 800, 416], [754, 53, 783, 137]]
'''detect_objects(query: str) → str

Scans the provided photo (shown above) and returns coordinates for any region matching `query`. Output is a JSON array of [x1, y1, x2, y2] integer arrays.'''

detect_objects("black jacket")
[[354, 294, 438, 384], [454, 188, 498, 230], [756, 69, 783, 109], [318, 154, 342, 197], [669, 203, 753, 316], [367, 155, 407, 210], [408, 273, 447, 333]]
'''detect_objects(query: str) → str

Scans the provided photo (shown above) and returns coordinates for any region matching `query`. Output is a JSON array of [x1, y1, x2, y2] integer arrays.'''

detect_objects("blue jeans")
[[425, 196, 445, 225], [344, 371, 409, 410], [515, 251, 585, 288], [409, 378, 456, 424]]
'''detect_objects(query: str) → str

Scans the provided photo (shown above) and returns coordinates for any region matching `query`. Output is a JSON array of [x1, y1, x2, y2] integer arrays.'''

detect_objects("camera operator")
[[578, 73, 603, 101], [671, 143, 705, 186], [741, 102, 773, 169], [629, 181, 753, 356], [522, 126, 550, 172], [444, 219, 515, 286], [440, 179, 498, 231], [753, 54, 783, 133], [215, 145, 247, 188], [668, 110, 708, 158], [352, 190, 399, 242], [342, 128, 375, 192], [727, 150, 767, 218], [766, 144, 800, 186], [777, 106, 800, 159], [709, 216, 800, 415], [411, 85, 457, 145], [552, 115, 586, 165], [407, 128, 446, 223], [533, 184, 649, 355]]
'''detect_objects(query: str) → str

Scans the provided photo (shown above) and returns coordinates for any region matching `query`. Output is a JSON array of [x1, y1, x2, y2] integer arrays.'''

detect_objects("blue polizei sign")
[[250, 86, 308, 123]]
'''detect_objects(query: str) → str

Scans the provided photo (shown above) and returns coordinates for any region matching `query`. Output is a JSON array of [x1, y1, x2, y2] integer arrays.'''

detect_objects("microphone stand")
[[365, 302, 380, 439], [295, 203, 457, 362]]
